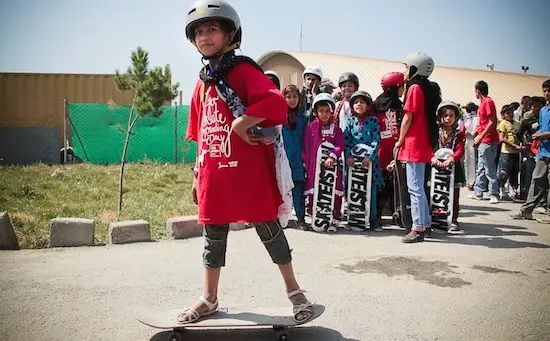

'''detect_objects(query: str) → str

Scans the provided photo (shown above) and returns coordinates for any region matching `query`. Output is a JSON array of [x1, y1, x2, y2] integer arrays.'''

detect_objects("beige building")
[[258, 50, 550, 112], [0, 72, 134, 147]]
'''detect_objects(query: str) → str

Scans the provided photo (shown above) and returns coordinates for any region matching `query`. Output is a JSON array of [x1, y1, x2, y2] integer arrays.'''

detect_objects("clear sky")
[[1, 0, 549, 103]]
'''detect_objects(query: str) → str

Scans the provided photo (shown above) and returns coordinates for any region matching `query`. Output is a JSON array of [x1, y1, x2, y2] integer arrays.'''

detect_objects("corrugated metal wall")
[[0, 73, 134, 147]]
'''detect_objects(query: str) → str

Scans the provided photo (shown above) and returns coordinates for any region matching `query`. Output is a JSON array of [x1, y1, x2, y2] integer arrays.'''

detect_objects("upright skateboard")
[[134, 304, 325, 341], [312, 141, 338, 232], [393, 153, 412, 233], [346, 144, 372, 232], [429, 148, 455, 232]]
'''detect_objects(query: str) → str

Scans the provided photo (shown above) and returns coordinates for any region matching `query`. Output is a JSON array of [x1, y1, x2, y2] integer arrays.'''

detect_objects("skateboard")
[[346, 144, 372, 231], [312, 141, 338, 232], [393, 154, 412, 233], [134, 304, 325, 341], [429, 148, 455, 232]]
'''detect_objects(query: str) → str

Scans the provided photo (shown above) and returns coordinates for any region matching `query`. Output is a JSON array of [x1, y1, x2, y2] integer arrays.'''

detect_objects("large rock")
[[166, 216, 249, 239], [109, 220, 151, 244], [166, 216, 203, 240], [50, 218, 95, 247], [0, 212, 20, 250]]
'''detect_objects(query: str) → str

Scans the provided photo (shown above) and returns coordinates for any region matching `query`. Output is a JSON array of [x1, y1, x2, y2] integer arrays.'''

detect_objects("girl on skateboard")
[[303, 93, 345, 232], [372, 72, 405, 225], [181, 0, 313, 324], [281, 84, 308, 230], [431, 101, 466, 233], [344, 90, 385, 231]]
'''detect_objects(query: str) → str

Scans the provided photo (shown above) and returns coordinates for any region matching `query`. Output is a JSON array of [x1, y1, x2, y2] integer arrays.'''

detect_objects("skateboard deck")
[[347, 144, 372, 231], [312, 141, 337, 232], [393, 156, 412, 233], [134, 304, 325, 341], [429, 148, 455, 231]]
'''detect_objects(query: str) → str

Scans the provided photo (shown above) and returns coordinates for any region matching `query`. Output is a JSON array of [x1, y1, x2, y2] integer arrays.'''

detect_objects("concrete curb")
[[109, 220, 151, 244], [0, 212, 20, 250], [50, 218, 95, 247]]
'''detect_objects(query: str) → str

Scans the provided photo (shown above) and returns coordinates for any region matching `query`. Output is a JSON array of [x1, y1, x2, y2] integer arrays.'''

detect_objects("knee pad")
[[254, 220, 292, 265], [202, 225, 229, 268]]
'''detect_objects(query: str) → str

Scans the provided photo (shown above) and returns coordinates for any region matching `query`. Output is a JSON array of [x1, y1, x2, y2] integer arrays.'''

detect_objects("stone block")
[[50, 218, 95, 247], [109, 220, 151, 244], [0, 212, 20, 250], [166, 216, 203, 240]]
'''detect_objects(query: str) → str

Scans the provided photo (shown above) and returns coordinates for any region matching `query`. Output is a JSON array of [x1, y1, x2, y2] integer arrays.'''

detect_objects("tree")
[[113, 47, 179, 217]]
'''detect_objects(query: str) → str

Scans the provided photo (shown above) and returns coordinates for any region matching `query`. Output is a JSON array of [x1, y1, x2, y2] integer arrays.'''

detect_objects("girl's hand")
[[362, 157, 372, 168], [346, 156, 355, 167], [441, 157, 454, 169], [393, 141, 402, 158], [231, 117, 263, 145], [324, 157, 335, 168], [430, 156, 439, 166], [191, 176, 199, 205]]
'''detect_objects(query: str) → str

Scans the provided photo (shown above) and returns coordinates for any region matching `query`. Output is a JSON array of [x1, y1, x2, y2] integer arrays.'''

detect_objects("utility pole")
[[299, 22, 303, 52]]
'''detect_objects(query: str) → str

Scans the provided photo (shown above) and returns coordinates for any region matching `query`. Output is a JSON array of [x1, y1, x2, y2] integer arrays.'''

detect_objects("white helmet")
[[404, 52, 435, 78], [264, 70, 280, 90], [264, 70, 279, 78], [437, 100, 461, 116], [312, 93, 335, 111], [303, 67, 323, 81]]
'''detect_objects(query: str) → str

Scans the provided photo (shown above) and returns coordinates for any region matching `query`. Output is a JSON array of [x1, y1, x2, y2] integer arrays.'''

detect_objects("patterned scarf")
[[439, 126, 457, 150], [199, 51, 263, 85]]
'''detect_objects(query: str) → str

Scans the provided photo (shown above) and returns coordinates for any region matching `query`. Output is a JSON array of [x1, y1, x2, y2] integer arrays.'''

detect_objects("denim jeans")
[[406, 162, 431, 232], [474, 143, 499, 198]]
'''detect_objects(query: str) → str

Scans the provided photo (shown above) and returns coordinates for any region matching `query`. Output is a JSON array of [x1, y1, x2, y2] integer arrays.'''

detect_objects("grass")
[[0, 161, 196, 249]]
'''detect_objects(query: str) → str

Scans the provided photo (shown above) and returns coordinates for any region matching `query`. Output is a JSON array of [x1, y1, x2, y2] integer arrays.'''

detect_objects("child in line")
[[303, 93, 345, 233], [181, 0, 312, 324], [512, 79, 550, 223], [281, 84, 308, 230], [517, 96, 546, 200], [372, 72, 405, 223], [497, 105, 522, 200], [344, 90, 385, 231], [431, 101, 466, 233], [300, 67, 323, 122], [395, 52, 442, 243], [334, 72, 360, 131]]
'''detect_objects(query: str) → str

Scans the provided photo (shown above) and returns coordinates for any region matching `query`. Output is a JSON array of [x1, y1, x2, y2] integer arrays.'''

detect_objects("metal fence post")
[[63, 99, 68, 163], [174, 101, 178, 164]]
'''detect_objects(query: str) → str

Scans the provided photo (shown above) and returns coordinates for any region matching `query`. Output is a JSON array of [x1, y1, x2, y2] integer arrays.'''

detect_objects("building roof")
[[258, 50, 549, 111]]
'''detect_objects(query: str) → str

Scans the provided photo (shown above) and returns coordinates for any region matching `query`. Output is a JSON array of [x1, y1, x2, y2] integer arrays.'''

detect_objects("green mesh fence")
[[68, 103, 196, 164]]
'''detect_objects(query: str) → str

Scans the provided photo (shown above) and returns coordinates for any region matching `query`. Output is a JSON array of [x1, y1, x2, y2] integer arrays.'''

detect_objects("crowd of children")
[[265, 62, 550, 243]]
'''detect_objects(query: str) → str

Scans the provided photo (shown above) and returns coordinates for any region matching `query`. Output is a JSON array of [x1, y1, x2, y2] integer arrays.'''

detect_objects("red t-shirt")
[[187, 62, 286, 225], [374, 109, 399, 170], [398, 84, 433, 163], [477, 96, 499, 143]]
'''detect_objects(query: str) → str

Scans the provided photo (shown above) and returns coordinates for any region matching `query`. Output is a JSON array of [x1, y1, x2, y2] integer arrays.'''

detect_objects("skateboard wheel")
[[278, 332, 289, 341], [168, 332, 183, 341]]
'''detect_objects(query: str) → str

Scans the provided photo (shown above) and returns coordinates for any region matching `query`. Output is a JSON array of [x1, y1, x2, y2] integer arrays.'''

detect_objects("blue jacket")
[[282, 112, 308, 181]]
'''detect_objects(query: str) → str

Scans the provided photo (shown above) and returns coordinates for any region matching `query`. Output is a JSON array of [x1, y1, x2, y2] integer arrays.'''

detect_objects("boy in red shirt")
[[469, 80, 500, 203], [180, 0, 313, 324], [394, 53, 442, 243]]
